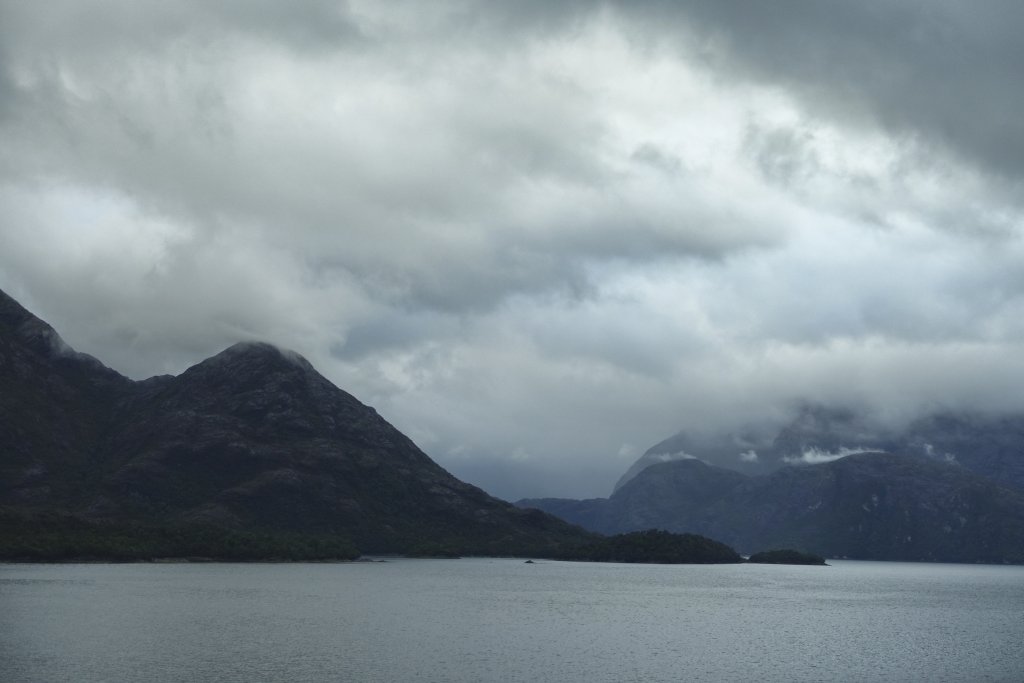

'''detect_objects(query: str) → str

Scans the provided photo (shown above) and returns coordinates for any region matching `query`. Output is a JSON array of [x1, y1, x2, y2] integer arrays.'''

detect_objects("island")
[[558, 529, 744, 564]]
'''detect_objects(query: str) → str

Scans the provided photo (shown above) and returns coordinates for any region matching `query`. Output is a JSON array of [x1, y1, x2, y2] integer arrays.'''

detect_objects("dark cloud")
[[1, 1, 1023, 500], [619, 0, 1024, 180], [0, 0, 364, 55]]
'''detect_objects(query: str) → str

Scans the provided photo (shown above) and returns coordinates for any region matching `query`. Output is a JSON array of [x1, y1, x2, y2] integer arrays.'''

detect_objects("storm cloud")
[[1, 1, 1022, 500]]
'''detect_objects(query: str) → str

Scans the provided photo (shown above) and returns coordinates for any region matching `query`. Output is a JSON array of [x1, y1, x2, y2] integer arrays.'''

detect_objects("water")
[[2, 559, 1022, 682]]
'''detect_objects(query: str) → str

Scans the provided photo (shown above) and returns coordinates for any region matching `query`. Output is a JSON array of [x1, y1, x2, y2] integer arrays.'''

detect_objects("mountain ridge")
[[0, 288, 592, 557]]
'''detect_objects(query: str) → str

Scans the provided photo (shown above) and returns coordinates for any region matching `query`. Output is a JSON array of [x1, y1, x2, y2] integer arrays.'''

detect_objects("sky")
[[2, 1, 1024, 501]]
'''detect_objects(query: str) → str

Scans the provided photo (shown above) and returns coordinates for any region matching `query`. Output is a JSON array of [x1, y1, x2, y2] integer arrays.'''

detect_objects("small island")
[[560, 529, 743, 564], [747, 549, 828, 566]]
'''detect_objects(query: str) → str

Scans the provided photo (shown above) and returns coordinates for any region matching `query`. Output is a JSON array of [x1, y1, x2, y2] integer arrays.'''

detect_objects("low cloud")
[[654, 451, 698, 464], [783, 447, 877, 466], [922, 443, 957, 464]]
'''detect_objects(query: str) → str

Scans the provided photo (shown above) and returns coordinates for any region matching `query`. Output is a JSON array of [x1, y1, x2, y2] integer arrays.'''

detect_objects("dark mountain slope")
[[525, 459, 747, 535], [520, 453, 1024, 563], [0, 290, 131, 508], [704, 453, 1024, 562], [608, 459, 748, 533], [900, 412, 1024, 493], [0, 289, 591, 557]]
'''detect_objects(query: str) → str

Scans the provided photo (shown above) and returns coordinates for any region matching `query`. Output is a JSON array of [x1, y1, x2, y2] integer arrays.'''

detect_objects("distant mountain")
[[898, 412, 1024, 493], [0, 289, 591, 558], [617, 404, 1024, 492], [520, 453, 1024, 563], [613, 430, 775, 491]]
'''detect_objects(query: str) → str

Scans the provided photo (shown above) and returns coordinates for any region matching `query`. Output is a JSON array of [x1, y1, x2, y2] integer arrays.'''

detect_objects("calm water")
[[2, 559, 1023, 682]]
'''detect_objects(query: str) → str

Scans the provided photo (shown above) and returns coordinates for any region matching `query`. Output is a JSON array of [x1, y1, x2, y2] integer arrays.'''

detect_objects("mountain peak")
[[0, 288, 66, 354], [187, 341, 318, 378], [0, 287, 33, 324], [219, 341, 313, 367], [0, 288, 593, 556], [0, 288, 126, 382]]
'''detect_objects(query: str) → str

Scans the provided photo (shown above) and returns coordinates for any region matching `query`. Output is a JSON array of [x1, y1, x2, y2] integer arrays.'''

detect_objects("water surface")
[[2, 559, 1022, 682]]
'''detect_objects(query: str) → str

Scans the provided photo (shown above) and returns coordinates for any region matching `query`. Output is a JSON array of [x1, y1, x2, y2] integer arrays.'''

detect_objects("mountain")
[[520, 453, 1024, 563], [0, 288, 591, 558], [616, 404, 1024, 493], [899, 412, 1024, 493], [535, 459, 747, 535], [613, 430, 775, 491]]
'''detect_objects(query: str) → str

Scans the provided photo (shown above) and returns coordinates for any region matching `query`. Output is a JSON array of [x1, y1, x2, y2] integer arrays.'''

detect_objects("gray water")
[[1, 559, 1022, 683]]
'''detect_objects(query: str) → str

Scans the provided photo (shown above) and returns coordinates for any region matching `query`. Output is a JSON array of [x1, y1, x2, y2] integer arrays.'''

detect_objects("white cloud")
[[2, 1, 1023, 500], [783, 447, 877, 466]]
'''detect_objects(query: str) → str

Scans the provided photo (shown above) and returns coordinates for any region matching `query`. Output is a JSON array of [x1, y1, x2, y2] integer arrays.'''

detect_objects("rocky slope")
[[0, 289, 590, 557], [521, 453, 1024, 563]]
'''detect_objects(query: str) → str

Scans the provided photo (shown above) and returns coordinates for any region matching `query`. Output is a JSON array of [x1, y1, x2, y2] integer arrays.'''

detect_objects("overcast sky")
[[2, 1, 1023, 500]]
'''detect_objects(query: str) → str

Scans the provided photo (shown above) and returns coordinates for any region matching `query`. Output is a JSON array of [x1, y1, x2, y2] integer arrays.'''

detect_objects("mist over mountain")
[[0, 289, 590, 557], [521, 401, 1024, 563], [617, 404, 1024, 494]]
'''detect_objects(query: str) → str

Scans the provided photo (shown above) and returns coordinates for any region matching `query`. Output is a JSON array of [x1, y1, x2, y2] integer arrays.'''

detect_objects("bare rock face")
[[0, 289, 588, 555]]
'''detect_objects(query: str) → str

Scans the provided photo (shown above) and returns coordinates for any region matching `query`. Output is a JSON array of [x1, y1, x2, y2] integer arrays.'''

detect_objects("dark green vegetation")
[[747, 549, 827, 566], [0, 289, 593, 561], [560, 529, 742, 564], [0, 508, 359, 561], [520, 454, 1024, 564]]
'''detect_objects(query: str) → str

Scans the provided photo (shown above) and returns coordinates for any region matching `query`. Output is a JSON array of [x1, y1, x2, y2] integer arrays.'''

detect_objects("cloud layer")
[[2, 1, 1023, 500]]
